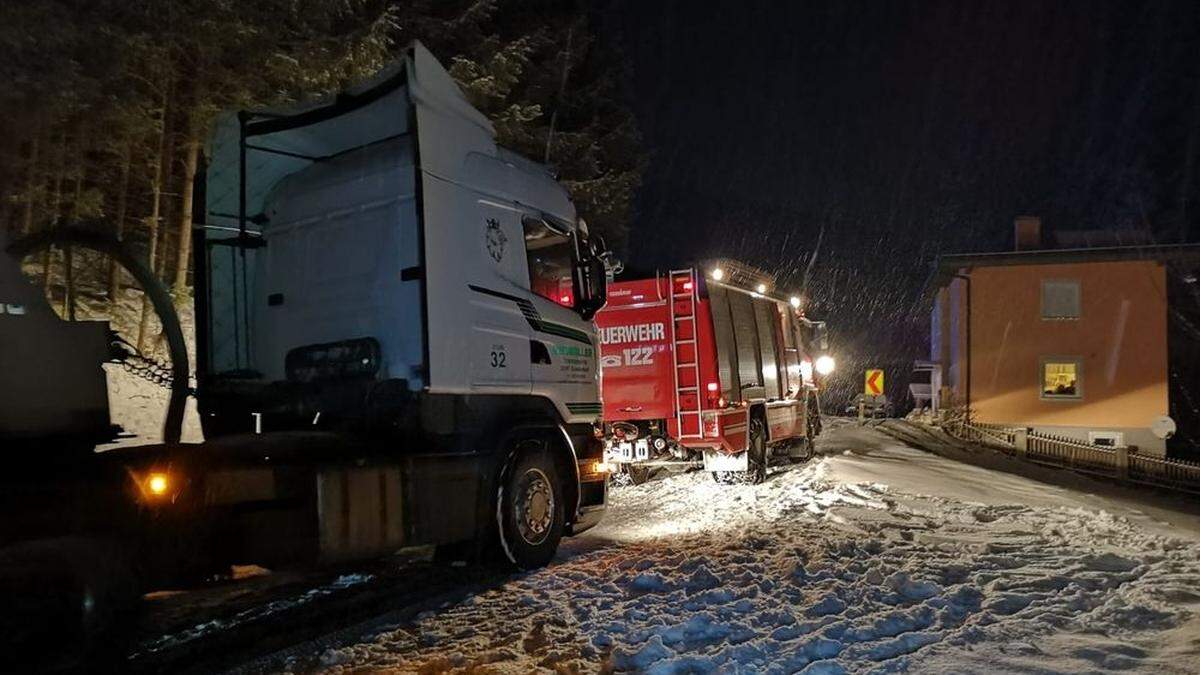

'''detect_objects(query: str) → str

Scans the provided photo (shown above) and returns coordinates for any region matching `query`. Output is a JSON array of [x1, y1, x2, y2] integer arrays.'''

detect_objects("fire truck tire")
[[788, 422, 817, 464], [626, 465, 655, 485], [712, 418, 768, 485], [495, 445, 566, 570], [787, 439, 814, 464]]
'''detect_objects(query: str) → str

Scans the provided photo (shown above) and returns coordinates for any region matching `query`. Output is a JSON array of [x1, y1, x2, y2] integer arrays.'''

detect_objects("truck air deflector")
[[207, 76, 413, 238], [203, 47, 468, 385]]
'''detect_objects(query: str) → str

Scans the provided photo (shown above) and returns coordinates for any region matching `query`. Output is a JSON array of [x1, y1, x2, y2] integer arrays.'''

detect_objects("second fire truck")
[[597, 260, 833, 484]]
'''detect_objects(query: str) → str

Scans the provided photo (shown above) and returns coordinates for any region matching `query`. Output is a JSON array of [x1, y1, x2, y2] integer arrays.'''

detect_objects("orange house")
[[930, 219, 1200, 456]]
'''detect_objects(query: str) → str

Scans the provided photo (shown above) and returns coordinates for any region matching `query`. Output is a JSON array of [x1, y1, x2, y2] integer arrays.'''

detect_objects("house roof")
[[933, 242, 1200, 287]]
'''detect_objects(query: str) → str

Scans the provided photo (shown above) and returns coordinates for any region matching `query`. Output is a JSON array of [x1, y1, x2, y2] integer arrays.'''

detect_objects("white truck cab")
[[195, 42, 609, 567]]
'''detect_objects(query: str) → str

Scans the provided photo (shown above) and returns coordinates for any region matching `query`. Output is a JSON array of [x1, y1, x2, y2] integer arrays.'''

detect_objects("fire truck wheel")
[[746, 417, 768, 483], [787, 438, 814, 464], [626, 465, 654, 485], [496, 445, 565, 570], [711, 418, 768, 485]]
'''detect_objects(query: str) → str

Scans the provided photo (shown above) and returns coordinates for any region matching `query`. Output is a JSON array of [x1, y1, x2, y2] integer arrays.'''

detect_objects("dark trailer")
[[0, 42, 608, 665]]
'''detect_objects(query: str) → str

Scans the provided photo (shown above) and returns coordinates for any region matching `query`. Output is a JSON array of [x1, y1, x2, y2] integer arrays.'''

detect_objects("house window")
[[1041, 280, 1080, 319], [1041, 359, 1081, 399]]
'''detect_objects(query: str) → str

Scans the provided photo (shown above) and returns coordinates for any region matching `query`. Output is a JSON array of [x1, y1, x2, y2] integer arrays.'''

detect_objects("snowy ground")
[[265, 419, 1200, 674], [105, 363, 205, 444]]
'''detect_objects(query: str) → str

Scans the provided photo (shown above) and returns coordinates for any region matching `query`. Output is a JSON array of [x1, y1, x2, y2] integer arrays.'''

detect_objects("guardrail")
[[944, 420, 1200, 494]]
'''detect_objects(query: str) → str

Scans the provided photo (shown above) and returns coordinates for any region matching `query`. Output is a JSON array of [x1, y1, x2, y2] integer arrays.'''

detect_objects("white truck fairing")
[[202, 42, 602, 424]]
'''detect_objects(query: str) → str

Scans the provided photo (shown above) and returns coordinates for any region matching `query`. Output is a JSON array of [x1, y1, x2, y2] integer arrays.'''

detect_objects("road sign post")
[[862, 369, 884, 425]]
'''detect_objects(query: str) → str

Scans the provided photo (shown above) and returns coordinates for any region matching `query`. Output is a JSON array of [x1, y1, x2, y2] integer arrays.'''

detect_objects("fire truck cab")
[[597, 261, 830, 484]]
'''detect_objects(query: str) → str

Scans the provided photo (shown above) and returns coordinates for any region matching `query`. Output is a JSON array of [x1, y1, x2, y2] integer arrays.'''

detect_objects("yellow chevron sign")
[[865, 369, 884, 396]]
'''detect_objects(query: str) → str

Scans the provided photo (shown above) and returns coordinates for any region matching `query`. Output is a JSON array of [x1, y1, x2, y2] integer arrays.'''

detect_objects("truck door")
[[521, 214, 595, 398], [467, 201, 532, 391]]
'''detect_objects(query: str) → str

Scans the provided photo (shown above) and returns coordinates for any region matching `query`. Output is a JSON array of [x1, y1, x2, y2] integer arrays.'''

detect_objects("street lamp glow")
[[815, 355, 835, 376], [711, 268, 725, 281], [789, 296, 801, 309]]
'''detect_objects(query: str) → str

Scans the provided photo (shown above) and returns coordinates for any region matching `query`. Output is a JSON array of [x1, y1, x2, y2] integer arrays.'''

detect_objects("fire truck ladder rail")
[[669, 268, 703, 439]]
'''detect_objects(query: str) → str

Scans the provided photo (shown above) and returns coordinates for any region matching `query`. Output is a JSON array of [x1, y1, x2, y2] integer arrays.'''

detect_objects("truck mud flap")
[[702, 449, 748, 473], [404, 454, 482, 547]]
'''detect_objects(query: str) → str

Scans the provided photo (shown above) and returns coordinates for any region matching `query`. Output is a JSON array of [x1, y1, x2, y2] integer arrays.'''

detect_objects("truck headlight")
[[815, 355, 835, 376]]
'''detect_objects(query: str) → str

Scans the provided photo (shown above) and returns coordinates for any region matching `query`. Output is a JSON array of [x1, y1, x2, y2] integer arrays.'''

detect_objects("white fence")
[[949, 420, 1200, 494]]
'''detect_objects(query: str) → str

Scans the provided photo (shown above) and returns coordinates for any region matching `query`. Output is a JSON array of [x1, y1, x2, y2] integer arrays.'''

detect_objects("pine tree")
[[393, 0, 644, 251], [0, 0, 642, 312]]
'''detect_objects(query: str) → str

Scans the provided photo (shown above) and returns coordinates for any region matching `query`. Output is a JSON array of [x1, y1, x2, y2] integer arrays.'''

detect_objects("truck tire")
[[496, 445, 566, 570], [787, 438, 814, 464], [0, 537, 140, 669], [712, 418, 768, 485], [788, 417, 818, 464], [626, 465, 654, 485]]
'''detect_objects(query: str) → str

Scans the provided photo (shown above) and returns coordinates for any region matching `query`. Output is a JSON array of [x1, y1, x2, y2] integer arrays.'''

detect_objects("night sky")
[[603, 0, 1200, 407]]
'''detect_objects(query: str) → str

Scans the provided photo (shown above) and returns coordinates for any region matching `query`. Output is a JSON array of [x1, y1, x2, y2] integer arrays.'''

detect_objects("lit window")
[[1041, 359, 1081, 399], [523, 217, 575, 307], [1041, 280, 1080, 319]]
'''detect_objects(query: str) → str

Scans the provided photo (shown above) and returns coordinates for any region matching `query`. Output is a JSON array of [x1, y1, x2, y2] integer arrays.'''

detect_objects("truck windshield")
[[524, 217, 576, 307]]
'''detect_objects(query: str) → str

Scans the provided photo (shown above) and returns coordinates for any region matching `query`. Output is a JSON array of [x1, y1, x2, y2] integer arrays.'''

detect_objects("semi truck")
[[596, 260, 831, 484], [0, 42, 609, 662]]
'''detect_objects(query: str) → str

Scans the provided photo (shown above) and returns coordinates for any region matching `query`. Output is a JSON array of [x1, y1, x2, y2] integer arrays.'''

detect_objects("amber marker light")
[[147, 473, 170, 496]]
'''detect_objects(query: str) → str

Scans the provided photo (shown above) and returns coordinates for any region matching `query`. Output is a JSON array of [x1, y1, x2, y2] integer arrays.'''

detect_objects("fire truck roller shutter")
[[707, 285, 740, 401], [780, 309, 801, 395], [753, 298, 782, 400], [728, 291, 763, 401]]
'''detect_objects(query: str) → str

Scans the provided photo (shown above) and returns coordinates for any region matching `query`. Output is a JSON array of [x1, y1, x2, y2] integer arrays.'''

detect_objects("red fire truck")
[[597, 261, 832, 484]]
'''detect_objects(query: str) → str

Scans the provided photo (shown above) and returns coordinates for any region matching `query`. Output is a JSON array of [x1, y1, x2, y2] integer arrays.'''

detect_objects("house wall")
[[965, 260, 1169, 454], [930, 278, 970, 411]]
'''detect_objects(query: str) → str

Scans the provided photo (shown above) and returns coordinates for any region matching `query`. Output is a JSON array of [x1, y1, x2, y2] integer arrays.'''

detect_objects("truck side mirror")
[[578, 254, 608, 321]]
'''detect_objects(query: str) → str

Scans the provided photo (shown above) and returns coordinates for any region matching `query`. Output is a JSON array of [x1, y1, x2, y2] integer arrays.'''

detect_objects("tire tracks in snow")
[[278, 423, 1200, 674]]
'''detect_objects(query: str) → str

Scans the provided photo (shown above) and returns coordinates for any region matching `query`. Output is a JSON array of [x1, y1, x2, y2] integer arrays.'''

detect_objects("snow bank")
[[292, 419, 1200, 674]]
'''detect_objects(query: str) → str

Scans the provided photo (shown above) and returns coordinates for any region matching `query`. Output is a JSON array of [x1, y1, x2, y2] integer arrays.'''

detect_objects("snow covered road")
[[282, 419, 1200, 674]]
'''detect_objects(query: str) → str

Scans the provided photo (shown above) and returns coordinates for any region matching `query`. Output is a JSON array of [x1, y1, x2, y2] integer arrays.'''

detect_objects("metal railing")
[[943, 418, 1200, 494]]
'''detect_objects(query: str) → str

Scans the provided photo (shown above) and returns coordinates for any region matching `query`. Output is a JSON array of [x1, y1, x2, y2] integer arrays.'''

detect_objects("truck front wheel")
[[496, 446, 565, 570]]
